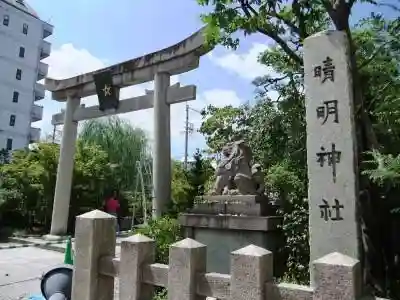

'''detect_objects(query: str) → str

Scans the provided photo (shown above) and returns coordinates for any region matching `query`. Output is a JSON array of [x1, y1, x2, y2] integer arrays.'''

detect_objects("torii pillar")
[[50, 95, 80, 236], [152, 72, 171, 217], [44, 27, 213, 237]]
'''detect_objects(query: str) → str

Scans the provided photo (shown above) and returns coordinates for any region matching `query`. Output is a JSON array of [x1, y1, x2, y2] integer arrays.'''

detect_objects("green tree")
[[168, 151, 214, 215], [68, 141, 118, 231], [196, 0, 400, 296], [200, 105, 250, 152], [79, 116, 150, 192], [79, 117, 151, 217], [0, 142, 116, 232], [169, 160, 192, 214], [187, 149, 214, 197]]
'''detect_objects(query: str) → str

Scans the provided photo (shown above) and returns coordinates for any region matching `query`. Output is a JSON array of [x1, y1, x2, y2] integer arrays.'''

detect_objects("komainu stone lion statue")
[[210, 140, 265, 196]]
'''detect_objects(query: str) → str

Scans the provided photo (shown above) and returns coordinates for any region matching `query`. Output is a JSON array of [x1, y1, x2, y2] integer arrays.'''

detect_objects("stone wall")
[[71, 210, 387, 300]]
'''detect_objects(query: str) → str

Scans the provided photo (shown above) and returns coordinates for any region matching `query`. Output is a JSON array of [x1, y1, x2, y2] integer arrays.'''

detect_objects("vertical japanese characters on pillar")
[[304, 31, 359, 266], [313, 57, 344, 215]]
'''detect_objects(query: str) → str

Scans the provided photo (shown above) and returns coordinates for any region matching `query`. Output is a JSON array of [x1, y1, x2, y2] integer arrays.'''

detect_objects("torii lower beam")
[[51, 84, 196, 125]]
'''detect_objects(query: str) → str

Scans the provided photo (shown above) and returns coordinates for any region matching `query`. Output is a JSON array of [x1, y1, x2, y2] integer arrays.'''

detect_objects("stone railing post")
[[71, 210, 116, 300], [119, 234, 155, 300], [168, 238, 207, 300], [312, 252, 362, 300], [230, 245, 273, 300]]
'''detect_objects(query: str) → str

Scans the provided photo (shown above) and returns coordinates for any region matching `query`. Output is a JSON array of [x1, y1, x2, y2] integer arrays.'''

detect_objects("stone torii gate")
[[45, 28, 212, 236]]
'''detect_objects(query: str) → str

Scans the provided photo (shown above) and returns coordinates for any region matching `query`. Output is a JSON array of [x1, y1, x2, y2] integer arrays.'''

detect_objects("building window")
[[6, 138, 12, 151], [12, 91, 19, 103], [22, 23, 28, 35], [16, 69, 22, 80], [19, 47, 25, 58], [3, 15, 9, 26], [9, 115, 16, 127]]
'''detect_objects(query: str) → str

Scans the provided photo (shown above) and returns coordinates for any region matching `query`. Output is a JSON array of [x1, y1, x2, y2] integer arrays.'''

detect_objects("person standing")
[[105, 190, 121, 235]]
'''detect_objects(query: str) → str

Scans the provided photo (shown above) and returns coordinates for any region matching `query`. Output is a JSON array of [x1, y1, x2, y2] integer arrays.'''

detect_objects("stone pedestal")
[[192, 195, 278, 216], [179, 195, 284, 275]]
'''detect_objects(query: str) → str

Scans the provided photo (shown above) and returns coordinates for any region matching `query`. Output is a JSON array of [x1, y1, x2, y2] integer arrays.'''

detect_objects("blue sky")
[[29, 0, 397, 160]]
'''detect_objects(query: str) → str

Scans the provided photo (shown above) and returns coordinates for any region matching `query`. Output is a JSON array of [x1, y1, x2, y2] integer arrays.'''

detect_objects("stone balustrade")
[[71, 210, 386, 300]]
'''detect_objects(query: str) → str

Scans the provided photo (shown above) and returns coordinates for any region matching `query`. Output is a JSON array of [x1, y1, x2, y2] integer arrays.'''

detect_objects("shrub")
[[134, 216, 182, 264]]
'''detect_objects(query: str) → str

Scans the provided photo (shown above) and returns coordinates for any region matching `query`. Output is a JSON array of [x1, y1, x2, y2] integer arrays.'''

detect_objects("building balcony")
[[40, 40, 51, 59], [43, 22, 54, 39], [37, 62, 49, 81], [29, 127, 41, 143], [35, 83, 45, 101], [31, 105, 43, 122]]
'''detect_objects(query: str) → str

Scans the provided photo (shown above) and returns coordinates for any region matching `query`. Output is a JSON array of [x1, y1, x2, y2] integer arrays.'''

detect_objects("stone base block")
[[179, 214, 282, 231], [192, 195, 278, 216], [179, 213, 284, 275]]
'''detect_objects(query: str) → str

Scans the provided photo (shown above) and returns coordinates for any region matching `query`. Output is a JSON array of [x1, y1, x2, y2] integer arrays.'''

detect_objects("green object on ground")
[[64, 236, 74, 265]]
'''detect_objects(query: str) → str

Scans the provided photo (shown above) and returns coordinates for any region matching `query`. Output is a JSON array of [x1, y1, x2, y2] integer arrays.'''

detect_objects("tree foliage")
[[0, 142, 116, 232], [79, 117, 150, 193], [135, 216, 182, 264], [79, 116, 153, 220], [200, 105, 251, 151], [170, 160, 192, 214], [187, 149, 214, 197], [168, 152, 214, 215], [197, 0, 400, 296]]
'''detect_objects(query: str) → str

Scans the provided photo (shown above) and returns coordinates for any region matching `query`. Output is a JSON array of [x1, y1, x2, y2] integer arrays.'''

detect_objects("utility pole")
[[51, 125, 63, 144], [184, 104, 189, 170], [183, 104, 201, 170], [52, 124, 56, 143]]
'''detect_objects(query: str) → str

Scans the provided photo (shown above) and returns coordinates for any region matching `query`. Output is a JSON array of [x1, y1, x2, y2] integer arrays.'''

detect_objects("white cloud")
[[45, 44, 105, 79], [38, 44, 244, 157], [208, 43, 273, 80], [208, 43, 280, 101]]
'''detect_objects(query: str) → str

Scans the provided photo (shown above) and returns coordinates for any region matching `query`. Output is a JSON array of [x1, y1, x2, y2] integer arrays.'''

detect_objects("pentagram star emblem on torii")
[[102, 84, 112, 96]]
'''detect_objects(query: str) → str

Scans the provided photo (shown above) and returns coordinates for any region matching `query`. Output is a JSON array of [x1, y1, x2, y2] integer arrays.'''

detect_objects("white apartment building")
[[0, 0, 53, 151]]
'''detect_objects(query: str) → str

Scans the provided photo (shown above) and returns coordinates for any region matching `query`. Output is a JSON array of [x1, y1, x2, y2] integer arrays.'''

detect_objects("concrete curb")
[[2, 231, 131, 251], [1, 230, 131, 251], [0, 240, 64, 250], [9, 236, 68, 244]]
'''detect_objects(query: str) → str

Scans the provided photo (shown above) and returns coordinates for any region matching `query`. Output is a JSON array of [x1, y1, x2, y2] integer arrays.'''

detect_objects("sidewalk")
[[7, 235, 126, 257], [0, 247, 63, 300]]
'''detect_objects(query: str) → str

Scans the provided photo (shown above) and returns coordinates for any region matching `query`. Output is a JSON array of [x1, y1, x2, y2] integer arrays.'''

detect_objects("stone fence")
[[71, 210, 385, 300]]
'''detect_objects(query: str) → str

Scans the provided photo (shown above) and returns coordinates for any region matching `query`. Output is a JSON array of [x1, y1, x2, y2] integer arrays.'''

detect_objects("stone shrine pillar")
[[304, 31, 360, 285], [152, 72, 171, 218], [49, 95, 81, 236]]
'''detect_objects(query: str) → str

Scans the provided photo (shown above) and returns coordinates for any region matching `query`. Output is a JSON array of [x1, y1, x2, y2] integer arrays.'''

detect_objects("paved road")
[[0, 247, 63, 300]]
